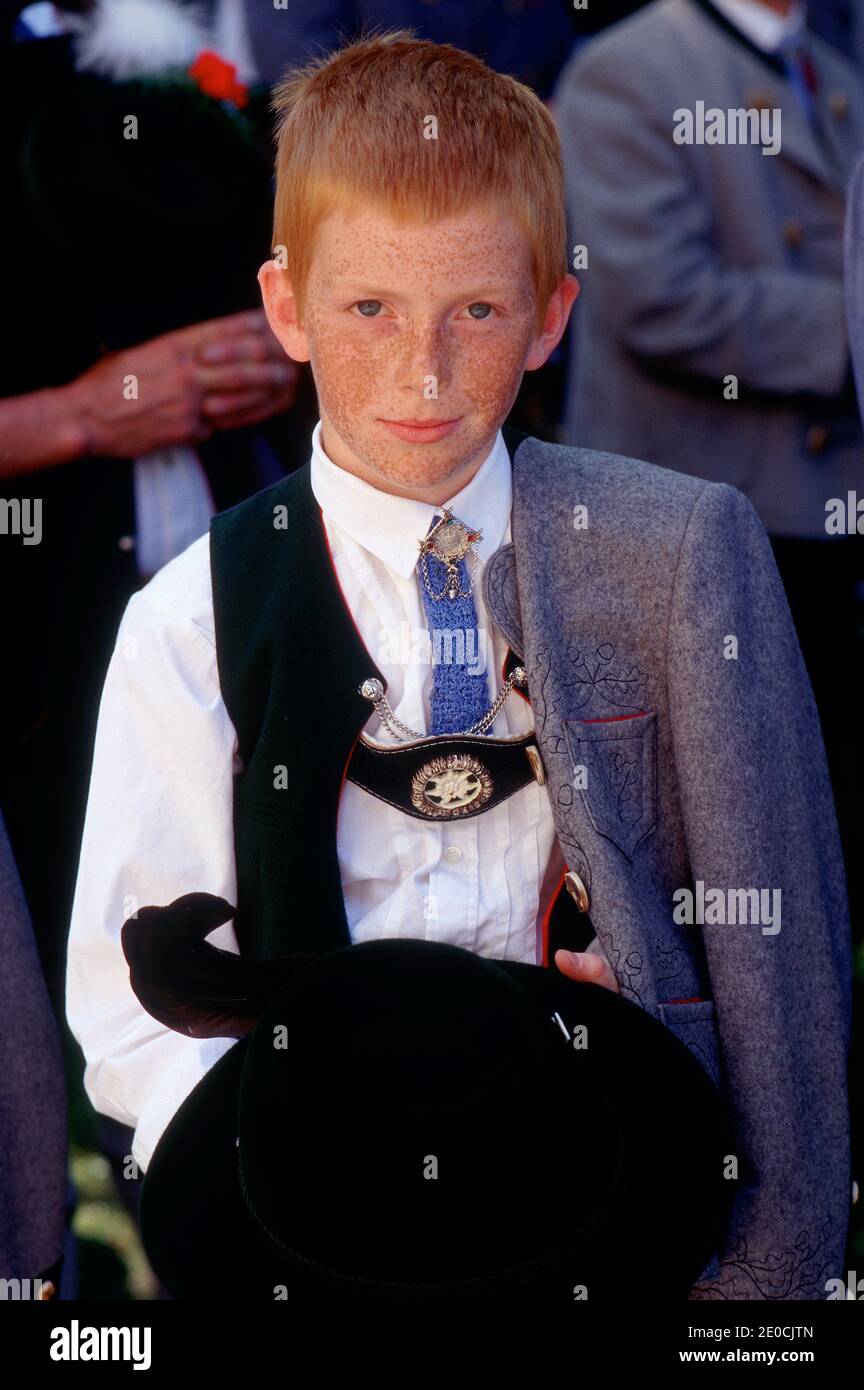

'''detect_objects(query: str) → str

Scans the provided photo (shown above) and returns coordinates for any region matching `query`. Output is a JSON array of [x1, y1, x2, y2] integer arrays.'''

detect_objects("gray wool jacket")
[[0, 811, 68, 1282], [483, 432, 852, 1299]]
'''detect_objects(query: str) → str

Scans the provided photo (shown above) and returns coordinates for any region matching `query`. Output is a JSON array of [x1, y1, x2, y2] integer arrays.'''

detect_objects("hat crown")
[[238, 938, 623, 1296]]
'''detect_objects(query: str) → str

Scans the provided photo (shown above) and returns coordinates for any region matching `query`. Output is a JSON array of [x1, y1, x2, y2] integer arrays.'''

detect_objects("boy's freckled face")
[[299, 201, 543, 499]]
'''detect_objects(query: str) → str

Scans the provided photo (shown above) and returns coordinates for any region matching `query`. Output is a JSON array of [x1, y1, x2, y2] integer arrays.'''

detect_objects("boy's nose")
[[397, 322, 452, 390]]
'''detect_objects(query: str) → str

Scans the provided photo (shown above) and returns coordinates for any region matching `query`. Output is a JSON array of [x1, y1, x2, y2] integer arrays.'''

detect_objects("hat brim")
[[139, 955, 733, 1304]]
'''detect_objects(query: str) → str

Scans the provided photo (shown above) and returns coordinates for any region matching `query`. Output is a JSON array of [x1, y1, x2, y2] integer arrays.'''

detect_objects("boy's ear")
[[257, 259, 311, 363], [523, 272, 580, 372]]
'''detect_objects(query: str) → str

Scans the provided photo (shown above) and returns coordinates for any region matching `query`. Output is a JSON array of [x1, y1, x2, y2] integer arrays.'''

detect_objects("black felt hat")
[[124, 895, 734, 1305]]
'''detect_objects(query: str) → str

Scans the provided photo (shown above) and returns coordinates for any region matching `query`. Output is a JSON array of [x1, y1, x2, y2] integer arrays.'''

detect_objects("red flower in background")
[[188, 51, 249, 109]]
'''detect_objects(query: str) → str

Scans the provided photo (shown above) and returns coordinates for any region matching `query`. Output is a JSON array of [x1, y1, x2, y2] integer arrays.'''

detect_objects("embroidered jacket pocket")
[[657, 998, 725, 1096], [563, 709, 657, 859]]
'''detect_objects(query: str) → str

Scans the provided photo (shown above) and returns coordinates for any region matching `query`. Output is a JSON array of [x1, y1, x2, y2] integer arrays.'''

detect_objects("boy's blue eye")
[[349, 300, 495, 319]]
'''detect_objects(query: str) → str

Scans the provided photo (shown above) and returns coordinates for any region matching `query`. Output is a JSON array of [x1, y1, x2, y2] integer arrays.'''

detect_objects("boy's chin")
[[367, 445, 478, 490], [378, 436, 464, 463]]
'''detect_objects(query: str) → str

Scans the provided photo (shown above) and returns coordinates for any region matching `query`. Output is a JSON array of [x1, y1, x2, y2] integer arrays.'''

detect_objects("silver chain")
[[359, 666, 527, 743], [419, 546, 480, 602]]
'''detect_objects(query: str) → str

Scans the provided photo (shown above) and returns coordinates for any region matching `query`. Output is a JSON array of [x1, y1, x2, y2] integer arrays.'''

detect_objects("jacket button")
[[564, 870, 590, 913], [829, 90, 849, 119], [744, 88, 776, 111], [805, 424, 829, 454], [117, 534, 136, 551], [782, 218, 803, 249], [525, 743, 546, 785]]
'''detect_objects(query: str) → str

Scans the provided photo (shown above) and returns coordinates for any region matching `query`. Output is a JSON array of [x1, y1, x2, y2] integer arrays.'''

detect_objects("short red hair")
[[269, 27, 568, 337]]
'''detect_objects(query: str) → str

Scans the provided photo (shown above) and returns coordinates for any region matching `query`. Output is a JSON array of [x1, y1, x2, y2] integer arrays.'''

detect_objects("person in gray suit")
[[556, 0, 864, 536], [0, 810, 68, 1296]]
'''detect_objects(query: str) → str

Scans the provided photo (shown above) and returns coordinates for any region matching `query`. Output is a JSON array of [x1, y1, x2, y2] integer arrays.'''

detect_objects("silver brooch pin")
[[417, 509, 483, 601]]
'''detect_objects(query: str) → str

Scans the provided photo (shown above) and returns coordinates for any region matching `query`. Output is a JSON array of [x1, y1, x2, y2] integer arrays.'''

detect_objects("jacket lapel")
[[741, 68, 849, 196], [484, 427, 527, 655], [809, 50, 862, 187], [482, 432, 661, 1008], [688, 0, 851, 195]]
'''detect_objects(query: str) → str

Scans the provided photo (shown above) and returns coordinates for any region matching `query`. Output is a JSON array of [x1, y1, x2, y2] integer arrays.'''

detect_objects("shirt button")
[[117, 534, 136, 551], [444, 846, 463, 864]]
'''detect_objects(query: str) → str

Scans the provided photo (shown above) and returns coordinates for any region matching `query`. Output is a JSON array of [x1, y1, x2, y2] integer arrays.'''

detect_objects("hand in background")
[[63, 309, 299, 458]]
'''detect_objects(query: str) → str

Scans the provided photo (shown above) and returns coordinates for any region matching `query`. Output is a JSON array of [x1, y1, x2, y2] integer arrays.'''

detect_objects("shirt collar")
[[709, 0, 806, 52], [309, 419, 512, 580]]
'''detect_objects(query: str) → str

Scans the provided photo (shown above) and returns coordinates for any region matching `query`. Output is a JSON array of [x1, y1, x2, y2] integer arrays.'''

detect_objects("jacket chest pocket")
[[562, 709, 657, 859]]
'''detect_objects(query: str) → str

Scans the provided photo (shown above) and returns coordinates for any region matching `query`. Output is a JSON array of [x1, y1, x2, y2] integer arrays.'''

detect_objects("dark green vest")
[[210, 427, 534, 960]]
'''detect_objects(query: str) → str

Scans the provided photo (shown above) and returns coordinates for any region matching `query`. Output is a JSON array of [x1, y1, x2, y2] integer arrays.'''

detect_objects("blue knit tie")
[[418, 514, 492, 735]]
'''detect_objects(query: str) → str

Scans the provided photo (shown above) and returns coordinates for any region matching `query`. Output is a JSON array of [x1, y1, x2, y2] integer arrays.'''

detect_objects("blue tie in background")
[[778, 36, 819, 129], [418, 514, 492, 735]]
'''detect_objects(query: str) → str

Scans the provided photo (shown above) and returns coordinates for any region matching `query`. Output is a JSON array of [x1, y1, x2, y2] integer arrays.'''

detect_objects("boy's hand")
[[554, 939, 620, 994]]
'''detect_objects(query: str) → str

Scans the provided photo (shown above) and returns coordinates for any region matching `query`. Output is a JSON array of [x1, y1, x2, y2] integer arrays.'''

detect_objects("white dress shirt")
[[65, 421, 569, 1175], [710, 0, 806, 52], [132, 448, 216, 580]]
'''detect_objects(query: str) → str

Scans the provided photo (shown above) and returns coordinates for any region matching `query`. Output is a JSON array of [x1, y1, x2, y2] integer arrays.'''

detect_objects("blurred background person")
[[0, 0, 317, 1293], [1, 0, 312, 1017], [0, 809, 68, 1300]]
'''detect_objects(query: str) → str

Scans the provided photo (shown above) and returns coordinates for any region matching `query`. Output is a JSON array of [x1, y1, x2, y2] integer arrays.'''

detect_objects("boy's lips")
[[379, 416, 463, 443]]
